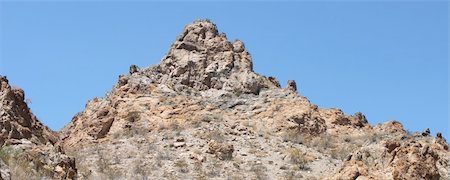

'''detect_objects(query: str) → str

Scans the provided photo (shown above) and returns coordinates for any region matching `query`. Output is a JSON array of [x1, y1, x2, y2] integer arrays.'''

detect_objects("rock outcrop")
[[0, 76, 76, 179], [120, 20, 280, 95], [332, 135, 449, 180], [0, 76, 57, 146]]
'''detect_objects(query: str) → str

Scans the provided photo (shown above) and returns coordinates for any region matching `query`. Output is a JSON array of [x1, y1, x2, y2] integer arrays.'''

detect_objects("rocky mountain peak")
[[175, 20, 246, 56], [18, 20, 448, 180], [122, 19, 282, 95]]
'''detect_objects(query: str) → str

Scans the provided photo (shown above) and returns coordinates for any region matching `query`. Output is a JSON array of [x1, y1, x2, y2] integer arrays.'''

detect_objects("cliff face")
[[1, 20, 449, 180], [0, 76, 76, 180]]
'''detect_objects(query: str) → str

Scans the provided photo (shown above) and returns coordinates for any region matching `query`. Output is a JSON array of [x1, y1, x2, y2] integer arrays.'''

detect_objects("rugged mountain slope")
[[0, 76, 56, 146], [0, 76, 76, 179], [58, 20, 450, 179]]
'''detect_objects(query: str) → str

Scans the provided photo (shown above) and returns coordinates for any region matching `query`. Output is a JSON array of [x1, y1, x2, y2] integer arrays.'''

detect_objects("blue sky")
[[0, 2, 448, 138]]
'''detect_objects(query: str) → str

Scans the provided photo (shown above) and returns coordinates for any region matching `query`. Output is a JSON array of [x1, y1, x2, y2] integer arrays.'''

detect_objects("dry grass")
[[195, 130, 226, 142], [304, 133, 376, 160], [0, 147, 53, 179], [250, 163, 268, 180], [282, 129, 306, 144], [283, 170, 304, 180], [206, 158, 222, 178], [288, 148, 313, 170], [192, 160, 207, 180], [308, 134, 335, 152], [174, 159, 189, 173], [0, 146, 14, 164]]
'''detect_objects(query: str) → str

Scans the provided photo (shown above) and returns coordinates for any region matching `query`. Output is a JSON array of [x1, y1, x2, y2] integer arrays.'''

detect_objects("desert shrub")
[[0, 146, 13, 164], [157, 120, 184, 142], [127, 111, 141, 123], [283, 170, 303, 180], [306, 133, 369, 161], [250, 163, 268, 180], [0, 147, 53, 179], [368, 132, 389, 143], [333, 134, 375, 160], [330, 144, 358, 160], [282, 129, 306, 144], [309, 134, 335, 152], [189, 116, 202, 128], [156, 149, 172, 161], [132, 159, 149, 177], [168, 120, 181, 131], [288, 148, 310, 170], [201, 113, 223, 123], [192, 160, 207, 180], [9, 161, 37, 180], [206, 158, 222, 178], [195, 130, 226, 143], [174, 159, 189, 173], [228, 172, 245, 180]]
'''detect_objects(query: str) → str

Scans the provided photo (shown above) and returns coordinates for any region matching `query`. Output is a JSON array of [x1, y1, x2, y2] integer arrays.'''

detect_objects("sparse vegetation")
[[250, 163, 268, 180], [192, 160, 207, 180], [0, 146, 14, 164], [195, 129, 226, 142], [0, 146, 54, 179], [283, 170, 303, 180], [368, 132, 389, 143], [127, 111, 141, 123], [206, 158, 222, 178], [302, 133, 379, 161], [330, 144, 358, 160], [168, 119, 181, 132], [156, 149, 172, 161], [282, 129, 306, 144], [174, 159, 189, 173], [288, 148, 310, 170], [308, 134, 334, 152]]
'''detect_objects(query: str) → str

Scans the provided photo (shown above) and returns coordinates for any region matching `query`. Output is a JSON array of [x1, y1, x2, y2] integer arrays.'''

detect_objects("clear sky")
[[0, 1, 448, 138]]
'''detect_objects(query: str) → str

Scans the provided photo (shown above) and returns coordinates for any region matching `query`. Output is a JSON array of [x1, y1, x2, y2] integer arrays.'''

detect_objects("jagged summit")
[[0, 76, 57, 146], [120, 19, 285, 95], [175, 20, 226, 52]]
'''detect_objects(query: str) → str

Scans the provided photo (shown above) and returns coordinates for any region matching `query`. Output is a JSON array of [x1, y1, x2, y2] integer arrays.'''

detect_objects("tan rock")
[[287, 112, 326, 136], [286, 80, 297, 92], [332, 136, 449, 180], [374, 121, 407, 134], [207, 140, 234, 160], [0, 76, 58, 146]]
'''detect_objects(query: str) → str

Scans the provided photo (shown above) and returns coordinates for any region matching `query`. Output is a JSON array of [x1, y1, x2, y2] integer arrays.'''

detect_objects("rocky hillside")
[[57, 20, 449, 179], [0, 76, 76, 179], [1, 20, 449, 180]]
